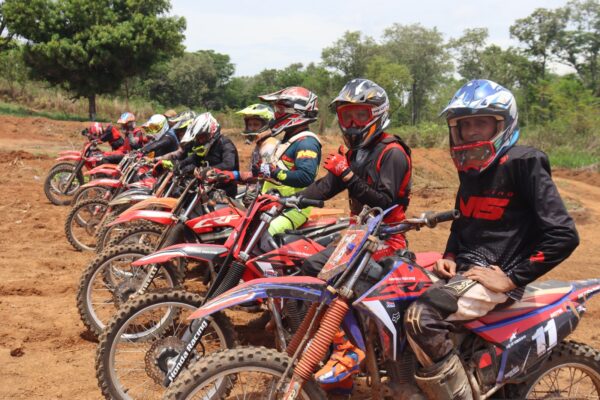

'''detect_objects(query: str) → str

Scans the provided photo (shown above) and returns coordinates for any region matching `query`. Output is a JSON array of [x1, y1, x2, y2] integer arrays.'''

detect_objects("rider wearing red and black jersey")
[[301, 78, 412, 265], [403, 79, 579, 400], [298, 79, 412, 393]]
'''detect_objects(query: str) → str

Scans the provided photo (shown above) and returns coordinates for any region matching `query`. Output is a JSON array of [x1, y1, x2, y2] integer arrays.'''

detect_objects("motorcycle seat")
[[478, 280, 573, 325]]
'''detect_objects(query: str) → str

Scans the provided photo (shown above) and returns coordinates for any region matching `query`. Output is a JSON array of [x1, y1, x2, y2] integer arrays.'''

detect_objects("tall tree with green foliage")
[[3, 0, 185, 119], [509, 7, 566, 78], [0, 1, 15, 52], [321, 31, 378, 79], [448, 28, 490, 79], [450, 28, 534, 89], [144, 50, 235, 110], [382, 23, 453, 124], [558, 0, 600, 95]]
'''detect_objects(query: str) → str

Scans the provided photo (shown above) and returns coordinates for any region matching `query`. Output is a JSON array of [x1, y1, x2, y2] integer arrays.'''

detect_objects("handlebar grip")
[[430, 209, 460, 224], [298, 198, 324, 208]]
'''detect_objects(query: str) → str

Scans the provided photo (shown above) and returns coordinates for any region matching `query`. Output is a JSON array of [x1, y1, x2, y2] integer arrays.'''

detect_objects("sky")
[[170, 0, 571, 77]]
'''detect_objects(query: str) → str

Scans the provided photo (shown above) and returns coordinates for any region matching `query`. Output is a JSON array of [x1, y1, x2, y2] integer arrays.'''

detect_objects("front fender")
[[132, 243, 229, 266], [188, 276, 328, 320], [57, 155, 81, 162], [85, 167, 120, 177], [81, 178, 121, 188], [128, 197, 178, 212], [58, 150, 82, 157], [108, 191, 152, 206], [108, 209, 174, 227]]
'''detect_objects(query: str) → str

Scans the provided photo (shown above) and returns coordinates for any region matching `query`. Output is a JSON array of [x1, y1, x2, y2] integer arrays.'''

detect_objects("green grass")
[[546, 147, 599, 169], [0, 101, 111, 122]]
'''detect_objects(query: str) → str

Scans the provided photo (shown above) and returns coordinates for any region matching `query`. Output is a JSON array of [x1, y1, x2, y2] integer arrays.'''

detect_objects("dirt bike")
[[166, 205, 600, 400], [43, 131, 106, 205], [64, 153, 157, 251], [93, 194, 351, 400], [76, 177, 247, 337]]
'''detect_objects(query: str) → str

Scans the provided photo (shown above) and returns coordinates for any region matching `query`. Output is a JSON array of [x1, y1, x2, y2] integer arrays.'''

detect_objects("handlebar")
[[380, 209, 460, 235], [278, 196, 324, 209]]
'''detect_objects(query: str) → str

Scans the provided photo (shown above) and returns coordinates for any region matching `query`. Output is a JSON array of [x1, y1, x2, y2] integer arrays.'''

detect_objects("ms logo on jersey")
[[460, 196, 510, 221]]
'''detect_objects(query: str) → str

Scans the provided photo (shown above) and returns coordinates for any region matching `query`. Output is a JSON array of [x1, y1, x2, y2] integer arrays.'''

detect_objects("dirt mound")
[[1, 115, 600, 399], [0, 150, 50, 162]]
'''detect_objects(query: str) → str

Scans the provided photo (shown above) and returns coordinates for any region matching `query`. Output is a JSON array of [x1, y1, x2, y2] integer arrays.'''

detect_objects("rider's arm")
[[345, 147, 408, 209], [140, 134, 173, 155], [505, 151, 580, 287], [273, 138, 321, 188], [210, 137, 238, 171], [298, 172, 346, 201]]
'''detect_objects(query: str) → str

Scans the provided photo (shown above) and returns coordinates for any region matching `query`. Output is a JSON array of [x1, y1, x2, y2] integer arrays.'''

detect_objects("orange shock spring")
[[293, 298, 350, 381], [286, 303, 320, 357]]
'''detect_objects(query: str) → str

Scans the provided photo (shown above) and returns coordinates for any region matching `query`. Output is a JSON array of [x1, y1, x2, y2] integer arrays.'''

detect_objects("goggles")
[[336, 104, 374, 129], [144, 123, 163, 134]]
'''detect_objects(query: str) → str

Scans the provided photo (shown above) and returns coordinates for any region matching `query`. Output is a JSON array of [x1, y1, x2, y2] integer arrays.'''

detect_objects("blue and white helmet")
[[441, 79, 519, 173]]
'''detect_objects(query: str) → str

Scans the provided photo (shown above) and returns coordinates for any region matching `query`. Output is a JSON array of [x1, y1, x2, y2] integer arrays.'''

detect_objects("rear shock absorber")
[[293, 298, 349, 381]]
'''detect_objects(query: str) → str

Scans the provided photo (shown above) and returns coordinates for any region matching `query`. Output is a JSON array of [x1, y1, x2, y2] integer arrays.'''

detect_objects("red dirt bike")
[[64, 153, 158, 251], [76, 177, 255, 337], [168, 206, 600, 400], [43, 131, 107, 205], [93, 194, 352, 400]]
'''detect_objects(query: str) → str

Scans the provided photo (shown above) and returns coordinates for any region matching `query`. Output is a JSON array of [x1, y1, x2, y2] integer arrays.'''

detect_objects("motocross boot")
[[414, 352, 473, 400], [315, 330, 365, 393]]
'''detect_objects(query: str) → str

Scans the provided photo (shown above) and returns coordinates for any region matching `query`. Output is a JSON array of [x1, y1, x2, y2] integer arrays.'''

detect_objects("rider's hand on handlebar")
[[433, 258, 457, 279]]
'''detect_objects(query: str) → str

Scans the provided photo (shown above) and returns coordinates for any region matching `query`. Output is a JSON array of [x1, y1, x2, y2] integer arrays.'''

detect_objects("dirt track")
[[0, 115, 599, 399]]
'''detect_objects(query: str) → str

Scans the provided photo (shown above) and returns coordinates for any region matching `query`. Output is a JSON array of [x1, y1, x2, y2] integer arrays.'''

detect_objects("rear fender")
[[188, 276, 328, 320], [108, 209, 174, 227], [132, 243, 229, 266], [81, 178, 121, 189], [128, 197, 178, 212]]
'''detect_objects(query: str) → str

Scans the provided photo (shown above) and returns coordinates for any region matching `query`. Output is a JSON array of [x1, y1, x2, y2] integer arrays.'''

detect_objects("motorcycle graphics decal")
[[188, 207, 242, 233], [356, 260, 432, 303]]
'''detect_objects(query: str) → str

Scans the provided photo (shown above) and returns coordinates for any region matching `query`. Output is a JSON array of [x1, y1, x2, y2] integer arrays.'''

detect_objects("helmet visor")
[[336, 104, 374, 129], [273, 103, 295, 119], [145, 123, 163, 135], [450, 142, 497, 172]]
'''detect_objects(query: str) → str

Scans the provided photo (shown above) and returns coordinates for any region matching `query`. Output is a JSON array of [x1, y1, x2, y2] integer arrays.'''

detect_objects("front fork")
[[162, 208, 278, 386], [61, 159, 84, 194]]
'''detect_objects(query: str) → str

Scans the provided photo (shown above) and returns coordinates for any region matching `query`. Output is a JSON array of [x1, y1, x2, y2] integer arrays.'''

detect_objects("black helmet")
[[330, 78, 390, 149]]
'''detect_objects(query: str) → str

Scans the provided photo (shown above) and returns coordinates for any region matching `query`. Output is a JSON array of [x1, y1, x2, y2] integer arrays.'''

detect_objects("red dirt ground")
[[0, 115, 599, 398]]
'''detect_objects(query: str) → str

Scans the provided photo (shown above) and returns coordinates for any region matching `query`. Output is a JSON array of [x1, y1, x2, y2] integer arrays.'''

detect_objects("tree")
[[448, 28, 490, 80], [557, 0, 600, 95], [3, 0, 185, 120], [382, 23, 453, 124], [0, 1, 15, 52], [321, 31, 378, 79], [365, 56, 412, 125], [143, 50, 235, 110], [509, 8, 566, 78]]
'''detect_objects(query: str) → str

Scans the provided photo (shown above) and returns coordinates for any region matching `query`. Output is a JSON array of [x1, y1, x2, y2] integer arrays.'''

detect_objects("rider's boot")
[[413, 352, 473, 400], [314, 329, 365, 394]]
